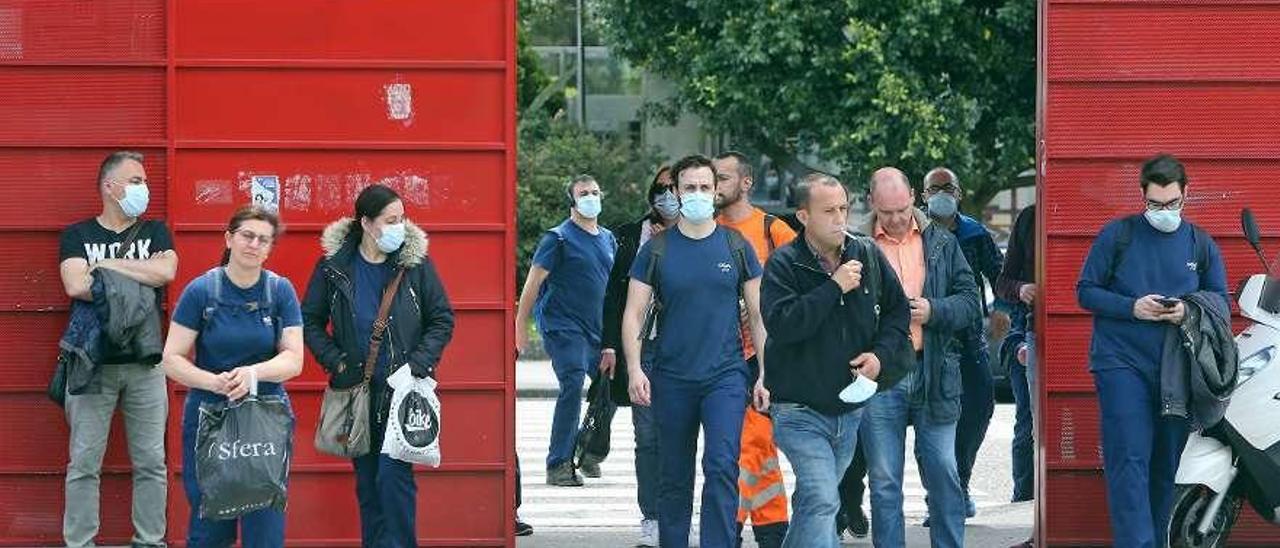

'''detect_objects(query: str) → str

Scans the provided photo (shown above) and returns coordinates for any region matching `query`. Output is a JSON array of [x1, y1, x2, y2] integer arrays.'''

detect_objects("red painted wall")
[[0, 1, 517, 546], [1041, 0, 1280, 544]]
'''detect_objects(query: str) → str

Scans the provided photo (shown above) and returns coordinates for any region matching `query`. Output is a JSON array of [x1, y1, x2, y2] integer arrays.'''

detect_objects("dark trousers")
[[1008, 354, 1035, 502], [652, 369, 748, 548], [955, 326, 994, 496], [353, 385, 418, 548], [838, 443, 868, 515], [1094, 366, 1190, 548]]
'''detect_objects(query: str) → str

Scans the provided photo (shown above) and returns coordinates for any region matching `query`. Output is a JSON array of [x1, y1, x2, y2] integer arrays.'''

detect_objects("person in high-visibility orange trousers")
[[713, 152, 795, 548]]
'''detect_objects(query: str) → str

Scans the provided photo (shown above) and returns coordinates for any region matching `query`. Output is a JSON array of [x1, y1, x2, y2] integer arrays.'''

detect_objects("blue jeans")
[[543, 330, 598, 468], [181, 390, 289, 548], [1008, 330, 1034, 502], [771, 403, 863, 548], [633, 363, 661, 521], [652, 368, 748, 548], [955, 327, 994, 497], [862, 382, 965, 548], [1094, 366, 1190, 548]]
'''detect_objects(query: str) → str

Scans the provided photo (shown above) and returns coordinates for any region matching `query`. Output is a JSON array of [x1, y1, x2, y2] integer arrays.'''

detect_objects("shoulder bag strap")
[[363, 268, 406, 384]]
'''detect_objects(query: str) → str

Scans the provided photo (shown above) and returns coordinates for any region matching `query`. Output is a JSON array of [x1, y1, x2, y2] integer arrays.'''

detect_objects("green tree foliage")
[[598, 0, 1034, 212]]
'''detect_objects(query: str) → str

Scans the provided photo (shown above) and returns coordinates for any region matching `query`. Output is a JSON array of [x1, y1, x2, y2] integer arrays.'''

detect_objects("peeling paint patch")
[[283, 175, 313, 211], [384, 81, 414, 126], [346, 173, 373, 202], [316, 174, 343, 212], [402, 174, 430, 206], [195, 180, 234, 205]]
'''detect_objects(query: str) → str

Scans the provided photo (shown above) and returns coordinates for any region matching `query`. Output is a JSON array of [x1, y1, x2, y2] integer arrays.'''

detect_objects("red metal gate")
[[0, 1, 516, 545], [1040, 0, 1280, 544]]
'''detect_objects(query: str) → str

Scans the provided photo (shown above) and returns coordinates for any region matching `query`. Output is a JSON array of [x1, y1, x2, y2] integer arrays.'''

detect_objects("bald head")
[[869, 167, 912, 203], [868, 167, 917, 238], [923, 167, 961, 194]]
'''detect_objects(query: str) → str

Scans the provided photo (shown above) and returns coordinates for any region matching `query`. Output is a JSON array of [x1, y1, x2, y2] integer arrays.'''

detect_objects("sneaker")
[[545, 462, 584, 486], [922, 513, 930, 528], [1010, 539, 1034, 548], [515, 517, 534, 536], [638, 519, 658, 547], [966, 496, 977, 518], [580, 459, 602, 478], [847, 506, 869, 538]]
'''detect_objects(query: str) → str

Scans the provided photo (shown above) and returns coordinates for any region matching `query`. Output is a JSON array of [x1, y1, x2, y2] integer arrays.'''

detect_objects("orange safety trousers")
[[736, 406, 789, 525]]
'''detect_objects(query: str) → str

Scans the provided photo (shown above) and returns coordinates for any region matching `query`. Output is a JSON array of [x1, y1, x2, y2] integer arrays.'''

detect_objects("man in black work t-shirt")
[[57, 151, 177, 548]]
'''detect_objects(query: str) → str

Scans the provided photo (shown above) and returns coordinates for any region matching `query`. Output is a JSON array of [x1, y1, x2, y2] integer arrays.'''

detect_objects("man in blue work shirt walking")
[[1076, 153, 1228, 548]]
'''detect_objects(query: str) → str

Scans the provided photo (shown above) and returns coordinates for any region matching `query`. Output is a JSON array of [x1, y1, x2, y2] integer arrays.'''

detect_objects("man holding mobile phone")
[[1076, 154, 1228, 548]]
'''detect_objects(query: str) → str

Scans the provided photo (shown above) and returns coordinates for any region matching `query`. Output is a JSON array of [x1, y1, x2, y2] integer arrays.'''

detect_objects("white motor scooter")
[[1168, 209, 1280, 548]]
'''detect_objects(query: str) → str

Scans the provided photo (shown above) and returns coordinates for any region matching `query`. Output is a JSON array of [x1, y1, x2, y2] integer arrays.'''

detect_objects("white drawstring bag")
[[381, 366, 442, 467]]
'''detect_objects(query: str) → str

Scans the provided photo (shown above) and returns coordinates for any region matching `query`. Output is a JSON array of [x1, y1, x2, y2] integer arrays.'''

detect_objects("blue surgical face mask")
[[653, 190, 680, 220], [377, 222, 406, 253], [1145, 209, 1183, 233], [116, 183, 149, 218], [926, 193, 958, 220], [680, 192, 715, 223], [838, 373, 878, 404], [575, 195, 602, 219]]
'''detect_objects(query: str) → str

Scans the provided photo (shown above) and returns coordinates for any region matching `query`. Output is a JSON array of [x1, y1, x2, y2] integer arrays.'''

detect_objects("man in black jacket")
[[761, 173, 912, 547]]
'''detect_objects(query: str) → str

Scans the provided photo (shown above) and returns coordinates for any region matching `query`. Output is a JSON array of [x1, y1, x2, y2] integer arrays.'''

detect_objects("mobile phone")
[[1156, 297, 1180, 308]]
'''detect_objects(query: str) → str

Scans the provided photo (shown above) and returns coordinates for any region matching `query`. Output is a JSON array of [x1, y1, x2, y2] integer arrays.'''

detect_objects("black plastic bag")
[[195, 395, 294, 520], [575, 373, 617, 467]]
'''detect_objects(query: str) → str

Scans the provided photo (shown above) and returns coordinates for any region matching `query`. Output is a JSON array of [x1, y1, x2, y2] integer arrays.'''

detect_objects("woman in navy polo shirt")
[[161, 206, 305, 547]]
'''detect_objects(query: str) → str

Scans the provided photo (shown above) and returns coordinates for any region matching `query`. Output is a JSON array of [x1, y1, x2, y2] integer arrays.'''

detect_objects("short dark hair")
[[221, 205, 282, 265], [98, 151, 144, 187], [349, 184, 403, 243], [713, 150, 753, 181], [1140, 153, 1187, 191], [671, 154, 717, 185], [794, 172, 848, 209], [564, 174, 597, 201]]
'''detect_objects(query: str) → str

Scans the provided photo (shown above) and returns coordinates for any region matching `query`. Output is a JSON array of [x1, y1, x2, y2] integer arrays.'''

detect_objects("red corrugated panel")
[[0, 474, 136, 546], [174, 0, 506, 62], [1043, 159, 1280, 236], [1048, 4, 1280, 81], [1046, 83, 1280, 159], [0, 312, 64, 386], [0, 67, 165, 144], [0, 394, 136, 473], [0, 148, 168, 231], [1045, 0, 1280, 543], [174, 69, 505, 144], [0, 0, 165, 62], [169, 150, 506, 224]]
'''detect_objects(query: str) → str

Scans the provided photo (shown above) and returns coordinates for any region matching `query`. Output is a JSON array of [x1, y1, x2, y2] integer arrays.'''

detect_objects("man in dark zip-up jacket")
[[761, 174, 911, 547]]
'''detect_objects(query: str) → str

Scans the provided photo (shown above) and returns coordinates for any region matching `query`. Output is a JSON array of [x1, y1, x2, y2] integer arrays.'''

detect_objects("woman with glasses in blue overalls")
[[161, 205, 305, 547]]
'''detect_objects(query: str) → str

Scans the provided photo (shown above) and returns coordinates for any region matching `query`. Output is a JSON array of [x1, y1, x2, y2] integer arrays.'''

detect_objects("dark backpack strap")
[[1191, 223, 1212, 282], [201, 267, 224, 322], [1104, 215, 1140, 287], [548, 225, 568, 269], [724, 227, 750, 300], [645, 230, 668, 302], [763, 214, 777, 254]]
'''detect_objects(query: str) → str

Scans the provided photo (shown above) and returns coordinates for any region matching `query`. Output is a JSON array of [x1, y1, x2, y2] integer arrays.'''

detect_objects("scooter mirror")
[[1242, 208, 1270, 274], [1243, 208, 1262, 249]]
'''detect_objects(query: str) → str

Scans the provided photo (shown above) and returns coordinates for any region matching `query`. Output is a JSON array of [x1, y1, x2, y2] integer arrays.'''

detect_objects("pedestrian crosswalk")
[[517, 399, 1002, 531]]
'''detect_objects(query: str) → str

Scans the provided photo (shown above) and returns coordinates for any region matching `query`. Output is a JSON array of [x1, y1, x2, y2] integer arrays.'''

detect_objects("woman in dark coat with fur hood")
[[301, 184, 455, 548]]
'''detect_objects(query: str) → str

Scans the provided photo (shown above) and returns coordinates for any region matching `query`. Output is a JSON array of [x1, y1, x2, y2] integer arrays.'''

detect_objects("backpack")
[[1103, 215, 1212, 287], [638, 227, 751, 341], [201, 266, 284, 345]]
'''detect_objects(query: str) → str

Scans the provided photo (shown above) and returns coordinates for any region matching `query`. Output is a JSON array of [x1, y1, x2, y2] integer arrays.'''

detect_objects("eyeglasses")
[[1145, 197, 1184, 211], [234, 229, 274, 246], [924, 183, 959, 195]]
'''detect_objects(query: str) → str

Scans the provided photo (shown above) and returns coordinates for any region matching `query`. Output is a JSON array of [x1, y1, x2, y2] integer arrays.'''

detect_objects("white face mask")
[[377, 222, 406, 253], [838, 373, 879, 404], [1145, 209, 1183, 233], [575, 195, 602, 219]]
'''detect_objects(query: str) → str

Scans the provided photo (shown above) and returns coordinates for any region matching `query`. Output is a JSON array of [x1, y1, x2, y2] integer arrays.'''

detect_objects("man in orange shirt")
[[858, 168, 980, 548], [713, 151, 795, 548]]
